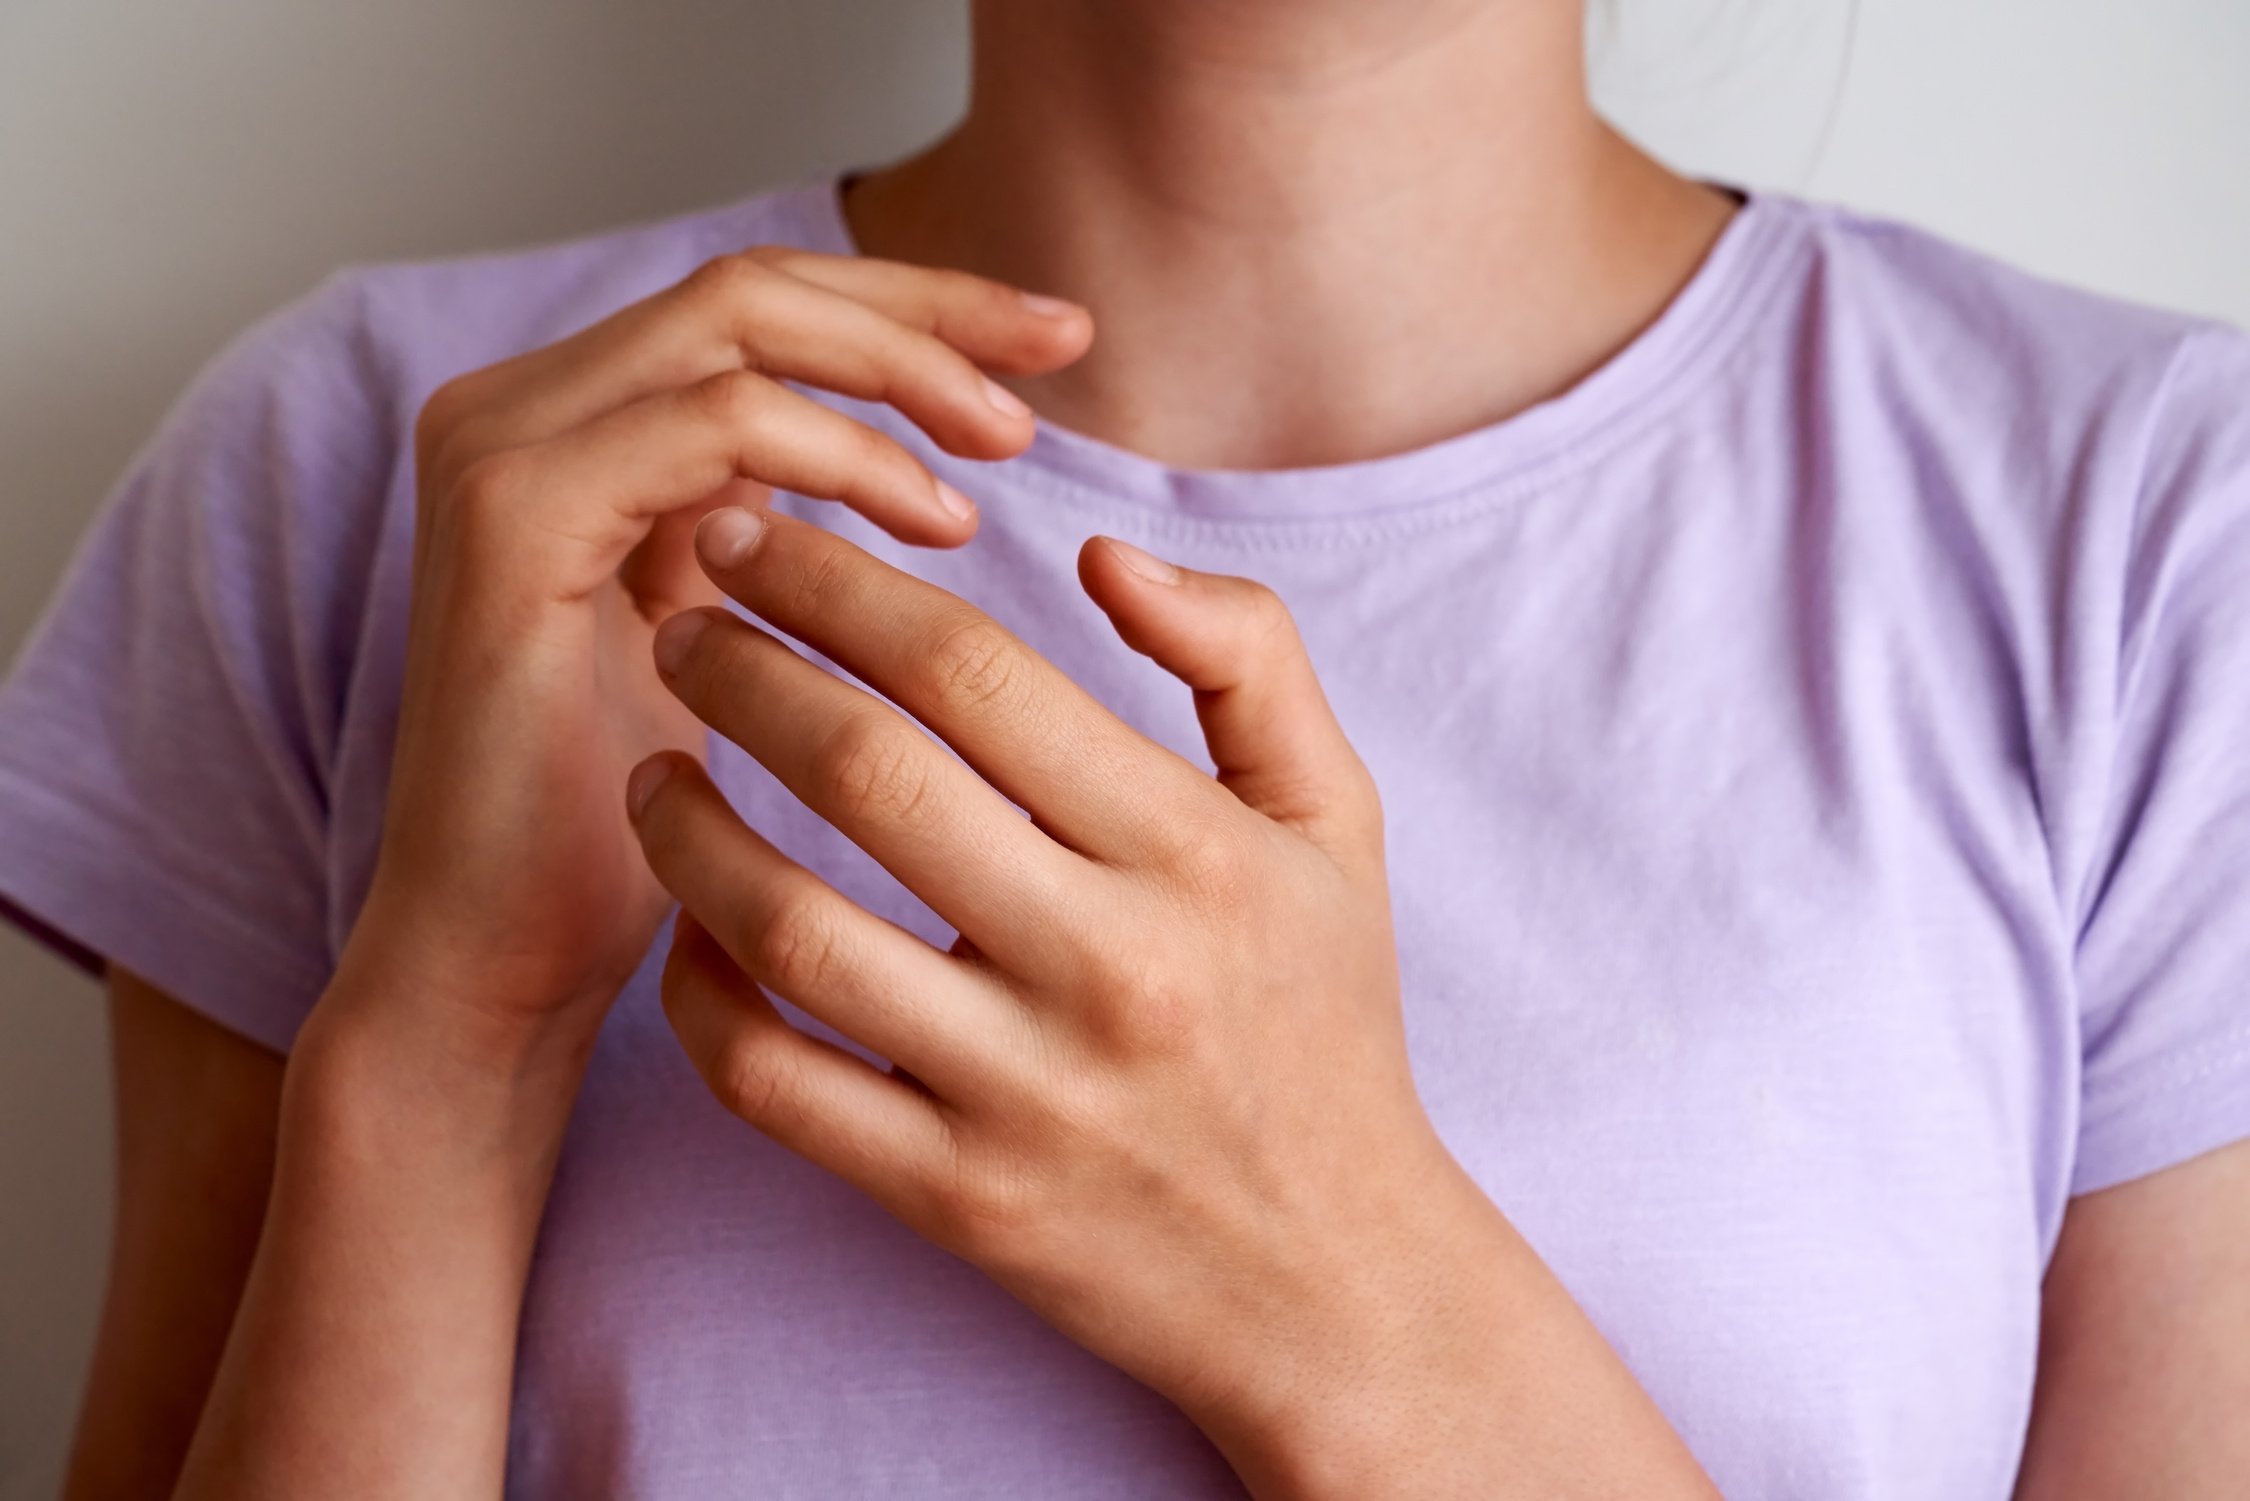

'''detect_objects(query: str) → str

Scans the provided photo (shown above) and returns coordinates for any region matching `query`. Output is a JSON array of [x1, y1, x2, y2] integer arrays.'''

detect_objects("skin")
[[54, 0, 2250, 1497], [623, 512, 1710, 1494]]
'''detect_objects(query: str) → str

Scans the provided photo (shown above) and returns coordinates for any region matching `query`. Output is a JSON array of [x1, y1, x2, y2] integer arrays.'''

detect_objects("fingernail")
[[1105, 536, 1179, 584], [1019, 291, 1080, 318], [696, 506, 766, 568], [981, 374, 1032, 419], [653, 608, 712, 675], [626, 755, 674, 818], [934, 478, 977, 521]]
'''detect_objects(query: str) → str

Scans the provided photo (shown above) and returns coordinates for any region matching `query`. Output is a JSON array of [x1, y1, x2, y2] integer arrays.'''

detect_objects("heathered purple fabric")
[[3, 172, 2249, 1498]]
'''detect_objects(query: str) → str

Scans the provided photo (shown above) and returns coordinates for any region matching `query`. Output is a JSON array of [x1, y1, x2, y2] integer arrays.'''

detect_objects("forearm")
[[172, 966, 596, 1501], [1197, 1176, 1720, 1501]]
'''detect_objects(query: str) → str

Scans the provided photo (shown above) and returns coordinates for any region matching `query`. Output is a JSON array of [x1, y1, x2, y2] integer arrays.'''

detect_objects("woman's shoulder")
[[1747, 187, 2250, 549], [142, 173, 834, 508], [293, 175, 835, 405], [110, 173, 839, 612], [93, 173, 838, 625], [0, 177, 840, 1044], [1755, 187, 2250, 434], [1760, 188, 2235, 369]]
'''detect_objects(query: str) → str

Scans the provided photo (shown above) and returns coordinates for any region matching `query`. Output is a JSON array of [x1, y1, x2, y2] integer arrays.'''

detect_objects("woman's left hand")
[[625, 505, 1713, 1499]]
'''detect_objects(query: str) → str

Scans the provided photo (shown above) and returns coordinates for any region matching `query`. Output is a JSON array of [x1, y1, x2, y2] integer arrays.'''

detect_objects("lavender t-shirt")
[[5, 172, 2250, 1498]]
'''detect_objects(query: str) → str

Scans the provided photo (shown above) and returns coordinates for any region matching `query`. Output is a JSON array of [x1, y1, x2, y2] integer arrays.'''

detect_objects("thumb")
[[1078, 535, 1380, 856]]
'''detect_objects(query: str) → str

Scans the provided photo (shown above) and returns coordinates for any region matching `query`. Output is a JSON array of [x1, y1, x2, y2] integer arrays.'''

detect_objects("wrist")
[[192, 954, 587, 1499], [1183, 1158, 1530, 1500], [1188, 1164, 1717, 1501], [289, 945, 606, 1194], [320, 889, 620, 1083]]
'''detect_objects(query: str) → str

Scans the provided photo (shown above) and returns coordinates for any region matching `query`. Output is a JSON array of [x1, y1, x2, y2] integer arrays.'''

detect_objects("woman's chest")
[[336, 488, 2072, 1497], [495, 633, 2062, 1498]]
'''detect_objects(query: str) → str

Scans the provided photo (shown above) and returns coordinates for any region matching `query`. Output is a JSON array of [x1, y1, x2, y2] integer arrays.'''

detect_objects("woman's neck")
[[843, 0, 1738, 471]]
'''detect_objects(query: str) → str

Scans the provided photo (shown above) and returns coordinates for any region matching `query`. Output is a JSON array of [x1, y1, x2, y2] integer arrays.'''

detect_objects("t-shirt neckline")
[[772, 166, 1803, 525]]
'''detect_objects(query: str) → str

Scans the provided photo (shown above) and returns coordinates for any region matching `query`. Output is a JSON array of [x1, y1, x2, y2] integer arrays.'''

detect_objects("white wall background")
[[2, 1, 2245, 1493]]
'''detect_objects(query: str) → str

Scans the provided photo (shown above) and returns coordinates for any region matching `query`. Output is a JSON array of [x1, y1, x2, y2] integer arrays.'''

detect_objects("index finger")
[[693, 507, 1204, 862], [437, 247, 1089, 460]]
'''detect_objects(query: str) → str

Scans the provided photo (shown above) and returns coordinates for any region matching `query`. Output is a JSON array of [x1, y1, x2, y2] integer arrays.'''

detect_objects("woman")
[[5, 2, 2246, 1496]]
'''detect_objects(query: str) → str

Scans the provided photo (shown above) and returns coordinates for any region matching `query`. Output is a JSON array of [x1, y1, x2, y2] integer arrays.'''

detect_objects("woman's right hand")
[[324, 242, 1093, 1066], [171, 240, 1097, 1501]]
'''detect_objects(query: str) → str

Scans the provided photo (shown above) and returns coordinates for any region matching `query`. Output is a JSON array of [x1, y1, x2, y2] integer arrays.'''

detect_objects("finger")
[[629, 752, 1019, 1088], [444, 367, 985, 606], [617, 481, 747, 619], [646, 609, 1089, 970], [430, 248, 1091, 461], [659, 908, 957, 1208], [689, 507, 1201, 861], [767, 249, 1091, 377], [1078, 537, 1381, 856]]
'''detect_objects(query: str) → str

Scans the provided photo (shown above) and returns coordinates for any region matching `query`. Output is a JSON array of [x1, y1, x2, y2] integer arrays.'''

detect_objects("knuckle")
[[1094, 961, 1201, 1059], [1160, 812, 1258, 908], [814, 713, 933, 824], [683, 254, 787, 369], [1241, 581, 1301, 654], [413, 373, 474, 452], [715, 1035, 800, 1126], [782, 536, 859, 620], [447, 449, 529, 517], [834, 422, 926, 514], [686, 366, 773, 432], [1236, 576, 1286, 615], [738, 241, 803, 272], [685, 250, 777, 309], [748, 888, 848, 997], [413, 375, 492, 491], [881, 455, 941, 520], [849, 416, 905, 469], [836, 415, 904, 478], [919, 614, 1021, 714]]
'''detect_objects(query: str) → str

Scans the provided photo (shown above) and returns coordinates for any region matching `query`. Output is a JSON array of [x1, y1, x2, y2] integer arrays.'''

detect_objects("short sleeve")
[[2070, 325, 2250, 1194], [0, 268, 394, 1053]]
